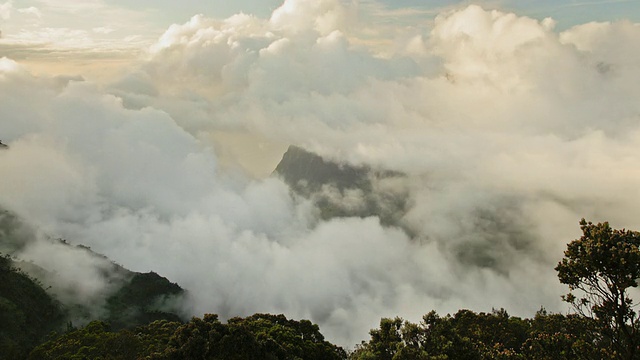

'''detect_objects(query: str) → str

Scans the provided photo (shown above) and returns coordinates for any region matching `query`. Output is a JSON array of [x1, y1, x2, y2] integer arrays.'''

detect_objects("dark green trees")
[[10, 217, 640, 359], [160, 313, 346, 360], [106, 272, 184, 330], [350, 309, 603, 360], [29, 319, 188, 360], [0, 255, 65, 360], [351, 309, 533, 359], [556, 219, 640, 359], [28, 314, 346, 360], [353, 218, 640, 359]]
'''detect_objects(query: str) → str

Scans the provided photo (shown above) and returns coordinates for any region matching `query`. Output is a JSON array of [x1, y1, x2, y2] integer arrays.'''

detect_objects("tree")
[[157, 313, 346, 360], [0, 254, 65, 360], [523, 309, 600, 359], [556, 219, 640, 359]]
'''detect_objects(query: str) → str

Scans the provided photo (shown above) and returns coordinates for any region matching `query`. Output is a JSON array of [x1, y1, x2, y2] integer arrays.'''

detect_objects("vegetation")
[[0, 257, 187, 359], [0, 206, 187, 359], [28, 320, 182, 360], [351, 219, 640, 359], [2, 218, 640, 359], [350, 309, 601, 359], [556, 219, 640, 359], [106, 272, 185, 330], [0, 254, 66, 359], [158, 313, 346, 360], [29, 314, 346, 360]]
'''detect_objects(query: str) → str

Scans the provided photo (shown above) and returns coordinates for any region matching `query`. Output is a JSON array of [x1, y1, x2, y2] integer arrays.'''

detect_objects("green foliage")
[[350, 309, 602, 360], [28, 320, 182, 360], [0, 254, 66, 360], [29, 314, 345, 360], [25, 269, 185, 360], [7, 209, 640, 359], [158, 313, 346, 360], [556, 219, 640, 359], [106, 272, 184, 330], [523, 310, 601, 359]]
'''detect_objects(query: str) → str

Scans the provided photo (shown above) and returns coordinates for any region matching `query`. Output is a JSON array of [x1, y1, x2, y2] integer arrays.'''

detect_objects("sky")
[[1, 0, 639, 77], [2, 0, 640, 348]]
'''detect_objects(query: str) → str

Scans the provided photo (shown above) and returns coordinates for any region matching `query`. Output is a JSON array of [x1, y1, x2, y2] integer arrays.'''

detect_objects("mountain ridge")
[[0, 207, 187, 357], [273, 145, 410, 227]]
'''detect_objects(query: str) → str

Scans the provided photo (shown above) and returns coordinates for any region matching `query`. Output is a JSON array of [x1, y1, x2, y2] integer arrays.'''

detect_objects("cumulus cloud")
[[3, 1, 640, 347], [0, 1, 11, 20], [270, 0, 349, 35], [17, 6, 41, 18]]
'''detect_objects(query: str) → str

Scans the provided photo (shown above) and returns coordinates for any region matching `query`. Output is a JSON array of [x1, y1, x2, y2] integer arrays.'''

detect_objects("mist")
[[2, 0, 640, 347]]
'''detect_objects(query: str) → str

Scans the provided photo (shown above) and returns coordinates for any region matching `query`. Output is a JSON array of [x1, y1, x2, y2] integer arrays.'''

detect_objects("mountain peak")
[[274, 145, 371, 194]]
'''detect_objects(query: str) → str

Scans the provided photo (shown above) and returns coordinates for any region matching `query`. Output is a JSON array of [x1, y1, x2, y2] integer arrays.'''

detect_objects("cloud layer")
[[2, 0, 640, 347]]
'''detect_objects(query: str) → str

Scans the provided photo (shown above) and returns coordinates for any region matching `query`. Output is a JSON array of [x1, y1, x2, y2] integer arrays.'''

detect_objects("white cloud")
[[269, 0, 349, 35], [92, 26, 115, 34], [4, 2, 640, 348], [0, 0, 158, 70], [0, 1, 12, 20], [17, 6, 42, 18]]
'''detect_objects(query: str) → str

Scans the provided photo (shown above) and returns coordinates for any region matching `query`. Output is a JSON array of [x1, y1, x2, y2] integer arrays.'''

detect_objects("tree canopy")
[[4, 218, 640, 359], [350, 309, 600, 359], [556, 219, 640, 359], [0, 254, 66, 359], [28, 314, 346, 360]]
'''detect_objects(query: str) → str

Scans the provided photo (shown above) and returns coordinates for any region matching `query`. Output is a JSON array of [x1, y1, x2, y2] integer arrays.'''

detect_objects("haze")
[[1, 0, 640, 347]]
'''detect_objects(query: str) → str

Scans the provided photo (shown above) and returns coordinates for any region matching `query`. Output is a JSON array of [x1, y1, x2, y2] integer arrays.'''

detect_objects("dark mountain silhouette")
[[273, 145, 409, 227], [0, 207, 186, 357]]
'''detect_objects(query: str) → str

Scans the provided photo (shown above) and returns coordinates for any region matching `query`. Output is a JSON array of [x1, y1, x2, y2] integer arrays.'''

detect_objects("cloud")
[[559, 0, 634, 8], [92, 26, 115, 34], [17, 6, 42, 18], [0, 0, 158, 71], [3, 2, 640, 348], [0, 1, 11, 20], [269, 0, 349, 35]]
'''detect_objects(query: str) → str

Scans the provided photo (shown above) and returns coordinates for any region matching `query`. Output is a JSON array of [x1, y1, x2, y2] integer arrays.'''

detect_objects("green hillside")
[[0, 208, 186, 358]]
